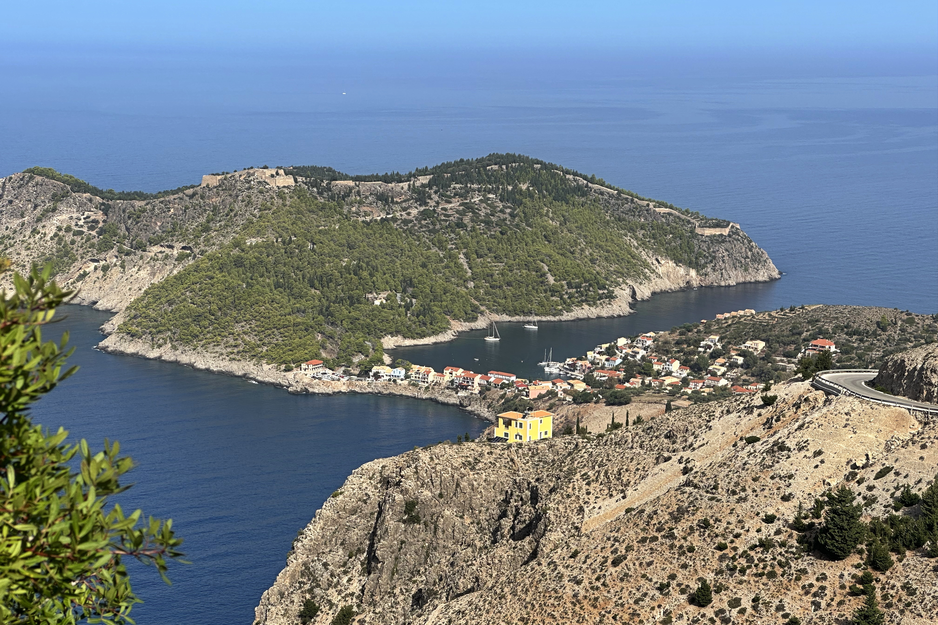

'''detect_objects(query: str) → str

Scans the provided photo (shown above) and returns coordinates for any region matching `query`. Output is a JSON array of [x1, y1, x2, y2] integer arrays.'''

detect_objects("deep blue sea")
[[6, 44, 938, 624]]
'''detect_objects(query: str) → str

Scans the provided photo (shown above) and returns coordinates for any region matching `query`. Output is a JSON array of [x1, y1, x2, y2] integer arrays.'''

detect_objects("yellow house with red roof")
[[494, 410, 553, 443]]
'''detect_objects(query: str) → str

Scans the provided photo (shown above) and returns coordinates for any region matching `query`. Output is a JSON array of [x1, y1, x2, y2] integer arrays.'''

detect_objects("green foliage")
[[116, 155, 748, 366], [873, 466, 893, 480], [23, 167, 196, 201], [895, 484, 921, 508], [330, 605, 356, 625], [0, 264, 184, 623], [604, 389, 632, 406], [692, 579, 713, 607], [761, 394, 777, 406], [865, 538, 893, 572], [403, 500, 421, 525], [817, 486, 864, 560], [744, 435, 761, 444], [876, 314, 890, 332], [852, 586, 885, 625], [299, 598, 320, 624], [796, 350, 833, 378]]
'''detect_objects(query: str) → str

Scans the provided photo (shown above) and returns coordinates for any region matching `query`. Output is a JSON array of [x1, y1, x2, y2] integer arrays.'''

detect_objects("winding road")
[[811, 369, 938, 418]]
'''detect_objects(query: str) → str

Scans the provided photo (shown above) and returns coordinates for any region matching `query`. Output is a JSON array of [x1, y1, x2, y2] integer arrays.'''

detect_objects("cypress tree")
[[692, 579, 713, 607], [818, 486, 864, 560], [665, 399, 673, 413]]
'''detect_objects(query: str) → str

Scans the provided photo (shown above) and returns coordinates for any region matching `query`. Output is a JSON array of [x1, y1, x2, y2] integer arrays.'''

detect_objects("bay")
[[31, 305, 486, 625], [5, 45, 937, 625]]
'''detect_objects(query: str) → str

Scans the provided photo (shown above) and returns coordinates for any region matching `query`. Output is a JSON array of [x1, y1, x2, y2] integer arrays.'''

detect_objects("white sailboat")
[[484, 321, 501, 342], [538, 348, 553, 366]]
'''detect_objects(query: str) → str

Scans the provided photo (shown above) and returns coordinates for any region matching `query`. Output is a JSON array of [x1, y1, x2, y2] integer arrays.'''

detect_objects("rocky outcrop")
[[255, 381, 937, 625], [872, 343, 938, 404]]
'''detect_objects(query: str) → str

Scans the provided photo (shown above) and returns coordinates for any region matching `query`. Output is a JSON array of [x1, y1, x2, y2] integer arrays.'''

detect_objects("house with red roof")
[[488, 371, 517, 384], [809, 338, 837, 352], [301, 359, 325, 373]]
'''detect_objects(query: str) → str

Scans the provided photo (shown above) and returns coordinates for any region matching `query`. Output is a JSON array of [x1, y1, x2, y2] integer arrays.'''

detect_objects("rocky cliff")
[[873, 343, 938, 404], [255, 380, 938, 625]]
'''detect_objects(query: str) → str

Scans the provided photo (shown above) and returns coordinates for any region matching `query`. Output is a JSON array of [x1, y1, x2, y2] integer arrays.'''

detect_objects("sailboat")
[[484, 321, 501, 342], [524, 316, 538, 330], [538, 348, 552, 366]]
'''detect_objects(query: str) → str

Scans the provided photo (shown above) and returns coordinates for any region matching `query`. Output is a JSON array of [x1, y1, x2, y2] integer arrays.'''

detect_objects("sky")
[[4, 1, 937, 53]]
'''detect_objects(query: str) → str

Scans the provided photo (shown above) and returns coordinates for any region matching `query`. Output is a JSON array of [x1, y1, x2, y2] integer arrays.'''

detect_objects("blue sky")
[[5, 1, 937, 52]]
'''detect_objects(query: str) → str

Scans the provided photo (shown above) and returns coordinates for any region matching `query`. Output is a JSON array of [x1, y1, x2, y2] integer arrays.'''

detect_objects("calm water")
[[32, 306, 486, 625], [6, 46, 938, 625]]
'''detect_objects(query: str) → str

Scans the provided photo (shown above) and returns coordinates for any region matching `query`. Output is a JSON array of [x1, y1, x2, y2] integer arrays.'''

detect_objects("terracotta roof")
[[810, 339, 835, 347], [305, 359, 323, 365]]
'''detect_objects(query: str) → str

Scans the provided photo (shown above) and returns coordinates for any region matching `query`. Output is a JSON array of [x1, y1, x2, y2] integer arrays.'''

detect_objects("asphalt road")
[[816, 370, 938, 413]]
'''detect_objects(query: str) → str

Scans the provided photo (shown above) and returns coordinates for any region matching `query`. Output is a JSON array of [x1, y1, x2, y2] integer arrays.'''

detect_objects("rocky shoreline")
[[93, 249, 780, 416], [96, 332, 498, 421]]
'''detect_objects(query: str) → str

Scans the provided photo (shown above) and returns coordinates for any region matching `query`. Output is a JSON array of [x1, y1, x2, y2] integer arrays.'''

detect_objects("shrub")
[[331, 605, 356, 625], [896, 485, 921, 507], [299, 599, 320, 624], [744, 435, 761, 444], [727, 597, 742, 609], [763, 513, 777, 524], [692, 579, 713, 607], [761, 394, 778, 406], [873, 466, 893, 480], [403, 500, 421, 525]]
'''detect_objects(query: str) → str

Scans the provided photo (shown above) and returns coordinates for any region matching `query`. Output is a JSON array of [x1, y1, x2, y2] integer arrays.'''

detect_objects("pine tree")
[[692, 579, 713, 607], [818, 486, 864, 560], [921, 473, 938, 533], [866, 538, 894, 572], [852, 587, 885, 625]]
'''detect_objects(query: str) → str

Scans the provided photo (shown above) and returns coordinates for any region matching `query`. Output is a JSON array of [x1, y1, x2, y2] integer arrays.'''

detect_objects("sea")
[[5, 44, 937, 624]]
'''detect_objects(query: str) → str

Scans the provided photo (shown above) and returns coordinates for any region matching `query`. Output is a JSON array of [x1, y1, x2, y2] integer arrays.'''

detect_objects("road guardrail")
[[811, 369, 938, 420]]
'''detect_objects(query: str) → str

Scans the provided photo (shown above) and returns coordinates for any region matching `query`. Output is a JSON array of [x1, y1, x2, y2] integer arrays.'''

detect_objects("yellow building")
[[494, 410, 553, 443]]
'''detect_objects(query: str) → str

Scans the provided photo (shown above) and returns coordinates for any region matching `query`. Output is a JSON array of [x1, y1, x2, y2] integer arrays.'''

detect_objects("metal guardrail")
[[811, 369, 938, 419]]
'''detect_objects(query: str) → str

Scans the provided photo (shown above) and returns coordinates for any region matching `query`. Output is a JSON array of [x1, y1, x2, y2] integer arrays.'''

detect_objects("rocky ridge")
[[873, 343, 938, 404], [255, 378, 938, 625]]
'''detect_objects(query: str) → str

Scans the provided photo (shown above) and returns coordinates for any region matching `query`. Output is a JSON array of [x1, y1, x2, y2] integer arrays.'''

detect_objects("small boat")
[[524, 318, 538, 330], [484, 321, 500, 342]]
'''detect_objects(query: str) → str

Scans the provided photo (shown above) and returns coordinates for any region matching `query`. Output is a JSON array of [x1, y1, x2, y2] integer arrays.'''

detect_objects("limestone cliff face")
[[873, 343, 938, 404], [255, 382, 937, 625]]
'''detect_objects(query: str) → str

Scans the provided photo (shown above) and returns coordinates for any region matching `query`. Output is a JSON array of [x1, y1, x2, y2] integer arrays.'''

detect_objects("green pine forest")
[[104, 155, 761, 368]]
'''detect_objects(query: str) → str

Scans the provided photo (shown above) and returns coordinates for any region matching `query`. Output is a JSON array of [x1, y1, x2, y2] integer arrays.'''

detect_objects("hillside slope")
[[1, 155, 779, 367], [256, 379, 938, 625]]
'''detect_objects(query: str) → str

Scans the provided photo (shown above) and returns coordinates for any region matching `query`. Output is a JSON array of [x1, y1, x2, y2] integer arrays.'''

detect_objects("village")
[[294, 307, 840, 443]]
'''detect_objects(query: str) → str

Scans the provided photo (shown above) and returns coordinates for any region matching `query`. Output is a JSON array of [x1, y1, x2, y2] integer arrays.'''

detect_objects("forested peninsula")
[[0, 154, 778, 371]]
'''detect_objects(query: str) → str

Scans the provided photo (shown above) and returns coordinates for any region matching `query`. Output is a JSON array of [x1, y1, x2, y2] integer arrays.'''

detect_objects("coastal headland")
[[1, 154, 779, 392]]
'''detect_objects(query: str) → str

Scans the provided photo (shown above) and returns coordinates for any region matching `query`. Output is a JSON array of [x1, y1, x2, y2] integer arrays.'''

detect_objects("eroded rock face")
[[255, 382, 938, 625], [873, 343, 938, 404]]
